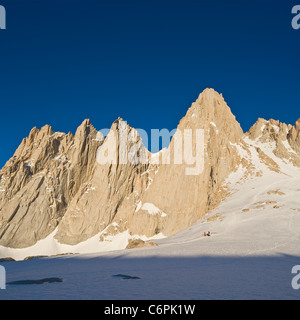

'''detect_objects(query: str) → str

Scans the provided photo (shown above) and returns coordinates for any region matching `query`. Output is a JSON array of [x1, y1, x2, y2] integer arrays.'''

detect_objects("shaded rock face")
[[0, 88, 299, 249]]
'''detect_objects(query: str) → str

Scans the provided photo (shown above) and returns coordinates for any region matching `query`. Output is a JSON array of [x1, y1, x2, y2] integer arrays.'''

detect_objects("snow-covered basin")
[[1, 166, 300, 299]]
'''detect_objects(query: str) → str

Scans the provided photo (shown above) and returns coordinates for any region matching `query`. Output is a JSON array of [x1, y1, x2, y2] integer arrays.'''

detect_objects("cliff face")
[[0, 120, 102, 248], [55, 119, 151, 245], [0, 88, 299, 251], [130, 89, 244, 237]]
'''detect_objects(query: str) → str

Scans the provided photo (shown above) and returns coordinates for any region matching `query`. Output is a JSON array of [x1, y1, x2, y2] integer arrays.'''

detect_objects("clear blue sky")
[[0, 0, 299, 167]]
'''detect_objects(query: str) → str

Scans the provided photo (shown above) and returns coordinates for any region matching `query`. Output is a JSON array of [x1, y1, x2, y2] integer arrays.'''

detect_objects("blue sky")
[[0, 0, 299, 167]]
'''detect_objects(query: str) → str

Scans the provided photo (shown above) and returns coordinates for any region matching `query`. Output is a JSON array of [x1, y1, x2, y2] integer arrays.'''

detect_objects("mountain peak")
[[246, 117, 291, 142], [74, 119, 96, 140], [197, 88, 223, 100], [77, 118, 92, 130], [179, 89, 243, 143]]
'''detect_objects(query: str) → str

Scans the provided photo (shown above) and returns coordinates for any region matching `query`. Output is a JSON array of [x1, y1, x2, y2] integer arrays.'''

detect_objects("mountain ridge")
[[0, 88, 299, 258]]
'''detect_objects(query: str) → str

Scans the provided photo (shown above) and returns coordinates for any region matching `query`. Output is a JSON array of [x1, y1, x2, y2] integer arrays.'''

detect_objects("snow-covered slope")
[[1, 132, 300, 300]]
